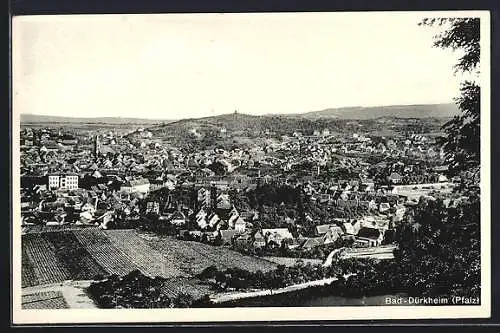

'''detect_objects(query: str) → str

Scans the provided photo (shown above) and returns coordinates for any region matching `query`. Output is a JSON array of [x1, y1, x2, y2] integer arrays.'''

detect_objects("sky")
[[13, 12, 470, 119]]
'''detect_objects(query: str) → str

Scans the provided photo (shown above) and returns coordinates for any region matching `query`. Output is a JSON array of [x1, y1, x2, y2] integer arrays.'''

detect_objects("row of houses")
[[229, 218, 388, 251], [175, 210, 391, 251]]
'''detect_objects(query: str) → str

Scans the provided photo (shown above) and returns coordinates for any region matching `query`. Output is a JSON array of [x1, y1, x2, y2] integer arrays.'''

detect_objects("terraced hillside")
[[22, 228, 276, 289]]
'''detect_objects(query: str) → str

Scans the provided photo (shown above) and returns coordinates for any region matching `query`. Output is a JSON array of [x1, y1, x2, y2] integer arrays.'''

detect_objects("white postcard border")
[[11, 10, 491, 324]]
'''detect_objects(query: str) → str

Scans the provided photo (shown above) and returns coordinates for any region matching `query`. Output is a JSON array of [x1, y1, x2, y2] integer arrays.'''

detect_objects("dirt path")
[[210, 277, 339, 304], [211, 273, 358, 304], [340, 245, 396, 260]]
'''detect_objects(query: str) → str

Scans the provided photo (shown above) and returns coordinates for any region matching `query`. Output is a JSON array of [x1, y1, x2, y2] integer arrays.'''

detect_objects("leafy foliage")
[[87, 270, 207, 308], [420, 18, 480, 74], [420, 18, 481, 187], [197, 198, 480, 300]]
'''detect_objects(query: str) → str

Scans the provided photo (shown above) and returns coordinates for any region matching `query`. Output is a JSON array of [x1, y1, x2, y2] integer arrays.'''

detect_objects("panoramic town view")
[[16, 13, 482, 311]]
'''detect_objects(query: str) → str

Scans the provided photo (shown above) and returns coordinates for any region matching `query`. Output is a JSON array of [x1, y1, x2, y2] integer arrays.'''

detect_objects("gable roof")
[[389, 172, 402, 180], [315, 224, 335, 235], [262, 228, 293, 239], [129, 178, 150, 187], [301, 237, 324, 249], [357, 227, 382, 239], [171, 210, 186, 221], [196, 208, 207, 218], [342, 222, 356, 235], [208, 213, 220, 226], [220, 229, 238, 241]]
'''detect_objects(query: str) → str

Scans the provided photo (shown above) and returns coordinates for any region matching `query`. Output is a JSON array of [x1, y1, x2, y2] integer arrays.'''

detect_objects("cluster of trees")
[[196, 262, 345, 292], [136, 214, 178, 235], [392, 197, 480, 297], [232, 183, 367, 233], [87, 270, 207, 308], [317, 200, 480, 299], [235, 237, 354, 261], [199, 194, 480, 300]]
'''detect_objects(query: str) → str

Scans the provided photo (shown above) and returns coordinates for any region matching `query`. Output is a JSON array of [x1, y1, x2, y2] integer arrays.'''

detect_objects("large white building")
[[48, 174, 79, 190], [120, 177, 150, 194]]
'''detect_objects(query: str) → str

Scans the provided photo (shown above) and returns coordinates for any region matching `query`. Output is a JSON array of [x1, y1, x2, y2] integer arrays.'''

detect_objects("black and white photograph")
[[11, 11, 490, 323]]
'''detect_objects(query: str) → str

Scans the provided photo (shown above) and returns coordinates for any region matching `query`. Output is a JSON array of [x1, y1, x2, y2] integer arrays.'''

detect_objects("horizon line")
[[20, 101, 456, 121]]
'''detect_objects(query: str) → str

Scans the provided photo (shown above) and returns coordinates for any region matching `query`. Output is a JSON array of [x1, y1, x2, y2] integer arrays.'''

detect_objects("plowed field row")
[[42, 232, 108, 280], [22, 291, 69, 309], [72, 228, 138, 276], [22, 234, 71, 287], [22, 229, 124, 287], [21, 243, 38, 288], [103, 229, 187, 278], [136, 233, 276, 274]]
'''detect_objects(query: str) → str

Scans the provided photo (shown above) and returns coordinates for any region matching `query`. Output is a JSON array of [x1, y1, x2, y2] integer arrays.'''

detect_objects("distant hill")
[[147, 104, 454, 139], [300, 103, 460, 120], [146, 112, 316, 138], [20, 114, 174, 125], [21, 103, 459, 125], [126, 108, 449, 151]]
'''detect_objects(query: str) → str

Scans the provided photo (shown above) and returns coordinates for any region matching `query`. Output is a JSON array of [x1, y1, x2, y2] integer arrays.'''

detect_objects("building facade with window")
[[47, 174, 79, 190]]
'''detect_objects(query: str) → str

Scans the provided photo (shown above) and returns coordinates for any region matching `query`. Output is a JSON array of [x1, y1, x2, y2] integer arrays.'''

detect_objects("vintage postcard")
[[11, 10, 491, 324]]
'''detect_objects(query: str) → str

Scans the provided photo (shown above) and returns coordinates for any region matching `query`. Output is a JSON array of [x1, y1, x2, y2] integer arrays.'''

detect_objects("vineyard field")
[[22, 229, 113, 287], [42, 231, 108, 280], [73, 228, 138, 276], [21, 242, 38, 288], [136, 232, 277, 275], [22, 234, 71, 287], [104, 229, 188, 278], [22, 228, 277, 298], [22, 291, 69, 309]]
